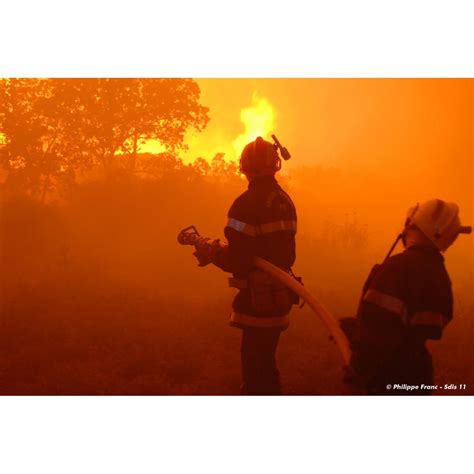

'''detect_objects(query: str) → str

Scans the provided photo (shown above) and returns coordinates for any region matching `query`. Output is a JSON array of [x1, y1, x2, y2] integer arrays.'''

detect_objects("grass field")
[[1, 173, 472, 395], [1, 277, 472, 395]]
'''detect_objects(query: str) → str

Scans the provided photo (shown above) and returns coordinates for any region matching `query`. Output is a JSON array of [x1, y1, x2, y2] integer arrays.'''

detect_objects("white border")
[[1, 2, 472, 473], [2, 1, 474, 77], [1, 396, 472, 473]]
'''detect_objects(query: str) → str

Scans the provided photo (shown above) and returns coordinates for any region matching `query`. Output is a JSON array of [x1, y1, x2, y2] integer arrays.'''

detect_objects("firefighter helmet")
[[405, 199, 472, 251], [240, 137, 281, 176]]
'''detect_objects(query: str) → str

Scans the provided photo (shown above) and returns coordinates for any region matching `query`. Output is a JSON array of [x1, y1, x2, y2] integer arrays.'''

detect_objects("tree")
[[0, 78, 209, 198]]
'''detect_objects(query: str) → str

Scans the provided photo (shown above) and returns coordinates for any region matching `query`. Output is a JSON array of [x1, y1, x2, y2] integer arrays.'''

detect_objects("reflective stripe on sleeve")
[[363, 288, 408, 320], [230, 311, 289, 328], [258, 220, 297, 235], [226, 218, 257, 236], [410, 311, 449, 328], [226, 218, 297, 237]]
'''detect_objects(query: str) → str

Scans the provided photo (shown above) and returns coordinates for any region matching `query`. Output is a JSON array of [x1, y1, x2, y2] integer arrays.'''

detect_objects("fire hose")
[[252, 256, 351, 365], [178, 225, 352, 366]]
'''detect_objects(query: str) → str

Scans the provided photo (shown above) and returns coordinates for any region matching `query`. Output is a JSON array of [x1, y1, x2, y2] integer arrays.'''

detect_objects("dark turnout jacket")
[[214, 175, 297, 329], [351, 244, 453, 393]]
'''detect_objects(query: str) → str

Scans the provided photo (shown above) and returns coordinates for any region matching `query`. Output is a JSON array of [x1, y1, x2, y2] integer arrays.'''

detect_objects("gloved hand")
[[193, 239, 229, 267], [193, 238, 213, 266]]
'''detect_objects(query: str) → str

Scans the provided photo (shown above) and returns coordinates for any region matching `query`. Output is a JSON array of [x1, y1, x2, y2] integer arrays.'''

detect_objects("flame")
[[129, 91, 277, 165], [232, 92, 277, 160]]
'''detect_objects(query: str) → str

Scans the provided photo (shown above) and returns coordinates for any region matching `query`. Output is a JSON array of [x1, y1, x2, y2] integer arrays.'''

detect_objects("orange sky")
[[178, 78, 472, 208], [186, 79, 471, 167], [175, 79, 473, 278]]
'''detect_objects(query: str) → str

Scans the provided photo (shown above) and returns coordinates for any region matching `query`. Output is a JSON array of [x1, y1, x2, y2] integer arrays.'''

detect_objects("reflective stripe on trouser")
[[363, 288, 408, 322], [226, 218, 297, 237], [410, 311, 449, 328], [230, 311, 289, 328]]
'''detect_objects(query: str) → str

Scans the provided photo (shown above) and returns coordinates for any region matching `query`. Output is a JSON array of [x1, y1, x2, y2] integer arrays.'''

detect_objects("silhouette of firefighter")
[[179, 136, 298, 395], [341, 199, 472, 395]]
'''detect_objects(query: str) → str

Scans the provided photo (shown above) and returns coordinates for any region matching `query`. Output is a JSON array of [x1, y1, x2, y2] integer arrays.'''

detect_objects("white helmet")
[[405, 199, 472, 251]]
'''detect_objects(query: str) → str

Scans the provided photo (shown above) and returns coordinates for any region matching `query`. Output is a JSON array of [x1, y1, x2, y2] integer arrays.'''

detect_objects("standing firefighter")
[[343, 199, 471, 395], [179, 136, 298, 395]]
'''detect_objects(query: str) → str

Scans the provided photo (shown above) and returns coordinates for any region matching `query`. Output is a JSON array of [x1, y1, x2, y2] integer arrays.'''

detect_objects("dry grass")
[[1, 171, 472, 395]]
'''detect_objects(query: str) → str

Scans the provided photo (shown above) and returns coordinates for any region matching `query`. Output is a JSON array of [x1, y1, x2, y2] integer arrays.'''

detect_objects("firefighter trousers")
[[240, 327, 281, 395]]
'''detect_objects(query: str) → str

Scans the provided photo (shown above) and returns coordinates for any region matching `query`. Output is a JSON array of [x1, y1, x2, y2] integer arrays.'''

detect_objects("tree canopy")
[[0, 78, 209, 199]]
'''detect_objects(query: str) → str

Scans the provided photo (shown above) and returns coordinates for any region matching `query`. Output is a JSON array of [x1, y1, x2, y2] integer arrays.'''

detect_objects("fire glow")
[[232, 93, 277, 161], [134, 91, 277, 165]]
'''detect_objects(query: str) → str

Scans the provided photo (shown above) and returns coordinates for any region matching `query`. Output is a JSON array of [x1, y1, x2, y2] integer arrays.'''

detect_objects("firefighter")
[[343, 199, 471, 395], [206, 136, 298, 395]]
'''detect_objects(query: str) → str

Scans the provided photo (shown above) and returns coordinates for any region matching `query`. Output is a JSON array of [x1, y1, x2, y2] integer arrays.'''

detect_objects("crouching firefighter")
[[341, 199, 471, 395], [178, 136, 298, 395]]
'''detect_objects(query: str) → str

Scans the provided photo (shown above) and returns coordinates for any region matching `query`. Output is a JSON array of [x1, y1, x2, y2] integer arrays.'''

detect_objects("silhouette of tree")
[[207, 153, 239, 178], [0, 78, 209, 198], [0, 79, 80, 199]]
